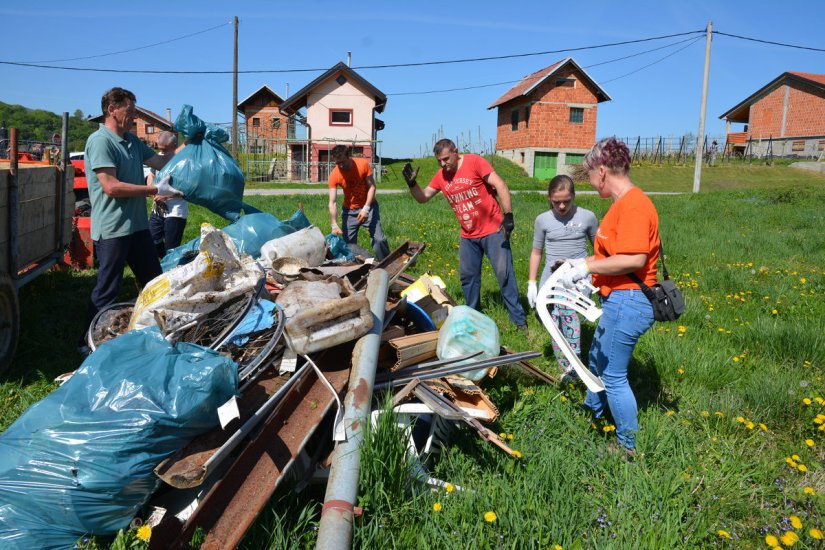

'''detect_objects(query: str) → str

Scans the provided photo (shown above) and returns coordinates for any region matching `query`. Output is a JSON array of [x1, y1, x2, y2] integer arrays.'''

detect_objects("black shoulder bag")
[[627, 242, 685, 322]]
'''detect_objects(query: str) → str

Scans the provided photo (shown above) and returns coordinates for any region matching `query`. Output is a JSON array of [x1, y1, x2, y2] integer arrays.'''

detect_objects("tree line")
[[0, 101, 98, 153]]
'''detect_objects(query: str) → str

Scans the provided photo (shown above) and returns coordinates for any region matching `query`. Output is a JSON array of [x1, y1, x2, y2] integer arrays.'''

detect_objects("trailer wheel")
[[0, 274, 20, 375]]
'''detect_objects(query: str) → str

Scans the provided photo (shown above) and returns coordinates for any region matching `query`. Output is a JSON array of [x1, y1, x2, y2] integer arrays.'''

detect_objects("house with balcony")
[[488, 57, 610, 180], [277, 61, 387, 182], [720, 71, 825, 157]]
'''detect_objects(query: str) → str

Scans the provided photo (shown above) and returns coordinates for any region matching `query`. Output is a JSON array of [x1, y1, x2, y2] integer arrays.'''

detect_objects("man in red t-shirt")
[[328, 145, 390, 260], [403, 139, 526, 330]]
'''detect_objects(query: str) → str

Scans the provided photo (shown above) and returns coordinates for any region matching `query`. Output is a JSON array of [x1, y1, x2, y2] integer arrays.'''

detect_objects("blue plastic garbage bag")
[[155, 104, 258, 221], [0, 327, 238, 550], [161, 210, 311, 272], [226, 299, 278, 346], [326, 233, 355, 262]]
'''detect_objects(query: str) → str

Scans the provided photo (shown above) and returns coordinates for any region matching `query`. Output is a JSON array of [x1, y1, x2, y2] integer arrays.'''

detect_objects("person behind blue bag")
[[148, 130, 188, 258], [79, 87, 183, 355]]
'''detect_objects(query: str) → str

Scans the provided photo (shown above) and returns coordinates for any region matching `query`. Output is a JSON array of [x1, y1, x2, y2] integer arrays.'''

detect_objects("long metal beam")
[[316, 269, 389, 550]]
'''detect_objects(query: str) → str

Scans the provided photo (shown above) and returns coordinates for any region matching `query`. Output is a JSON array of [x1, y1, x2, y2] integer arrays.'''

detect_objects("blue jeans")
[[584, 289, 654, 450], [149, 211, 187, 259], [458, 228, 526, 327], [342, 202, 390, 260]]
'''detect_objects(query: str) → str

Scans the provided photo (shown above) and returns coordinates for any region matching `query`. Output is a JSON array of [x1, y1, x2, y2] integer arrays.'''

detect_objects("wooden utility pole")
[[232, 16, 239, 156], [692, 21, 713, 193]]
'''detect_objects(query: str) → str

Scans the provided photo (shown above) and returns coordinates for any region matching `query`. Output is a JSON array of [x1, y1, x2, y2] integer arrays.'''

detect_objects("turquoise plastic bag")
[[436, 305, 500, 382], [325, 233, 355, 261], [0, 327, 238, 549], [156, 104, 258, 221], [161, 210, 311, 271]]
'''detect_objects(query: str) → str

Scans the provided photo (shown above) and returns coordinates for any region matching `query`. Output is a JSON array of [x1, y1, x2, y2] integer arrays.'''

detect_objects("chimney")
[[285, 83, 289, 99], [166, 108, 172, 122], [347, 51, 351, 67]]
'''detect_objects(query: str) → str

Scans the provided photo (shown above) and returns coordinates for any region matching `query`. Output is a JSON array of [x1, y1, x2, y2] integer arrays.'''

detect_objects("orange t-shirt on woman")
[[592, 186, 660, 297]]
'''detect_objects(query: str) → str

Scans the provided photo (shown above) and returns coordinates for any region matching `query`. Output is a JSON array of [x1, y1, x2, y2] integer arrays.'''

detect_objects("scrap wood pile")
[[0, 209, 547, 549]]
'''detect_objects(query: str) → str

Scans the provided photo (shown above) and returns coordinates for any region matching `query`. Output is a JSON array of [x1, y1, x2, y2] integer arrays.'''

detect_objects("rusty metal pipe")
[[316, 268, 388, 550]]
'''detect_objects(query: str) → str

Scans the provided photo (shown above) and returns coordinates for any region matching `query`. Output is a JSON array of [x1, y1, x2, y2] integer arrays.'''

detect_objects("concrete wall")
[[496, 147, 590, 178], [307, 75, 376, 143]]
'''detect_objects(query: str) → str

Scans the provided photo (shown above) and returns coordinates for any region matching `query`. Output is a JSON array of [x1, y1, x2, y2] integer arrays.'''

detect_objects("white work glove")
[[154, 175, 183, 197], [527, 281, 538, 309], [357, 204, 371, 224], [558, 258, 590, 289]]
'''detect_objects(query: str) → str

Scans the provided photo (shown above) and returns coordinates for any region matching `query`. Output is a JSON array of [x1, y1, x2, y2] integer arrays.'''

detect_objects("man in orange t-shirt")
[[327, 145, 390, 260]]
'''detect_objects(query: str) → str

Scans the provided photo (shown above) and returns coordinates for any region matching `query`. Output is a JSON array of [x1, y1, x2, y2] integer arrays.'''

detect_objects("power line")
[[0, 30, 704, 74], [600, 37, 703, 84], [713, 30, 825, 53], [21, 21, 232, 63], [387, 35, 702, 96]]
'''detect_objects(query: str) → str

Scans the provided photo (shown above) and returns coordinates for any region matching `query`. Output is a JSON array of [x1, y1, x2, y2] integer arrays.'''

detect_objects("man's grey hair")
[[156, 131, 178, 148]]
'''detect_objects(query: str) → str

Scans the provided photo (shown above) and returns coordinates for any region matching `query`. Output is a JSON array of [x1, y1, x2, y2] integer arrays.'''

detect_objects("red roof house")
[[237, 85, 293, 154], [488, 57, 610, 179]]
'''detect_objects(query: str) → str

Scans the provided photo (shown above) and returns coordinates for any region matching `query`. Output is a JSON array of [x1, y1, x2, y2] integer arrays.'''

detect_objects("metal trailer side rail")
[[316, 269, 389, 550]]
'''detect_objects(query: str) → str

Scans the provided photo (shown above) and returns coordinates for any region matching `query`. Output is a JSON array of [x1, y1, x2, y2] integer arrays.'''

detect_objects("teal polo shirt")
[[85, 124, 156, 240]]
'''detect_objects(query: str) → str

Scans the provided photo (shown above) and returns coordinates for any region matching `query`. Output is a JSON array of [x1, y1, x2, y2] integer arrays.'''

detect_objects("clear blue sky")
[[1, 0, 822, 158]]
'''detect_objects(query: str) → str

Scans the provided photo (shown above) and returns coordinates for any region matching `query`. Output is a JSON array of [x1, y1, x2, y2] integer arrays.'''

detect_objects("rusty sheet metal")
[[149, 345, 353, 550], [154, 365, 291, 489], [353, 241, 425, 290]]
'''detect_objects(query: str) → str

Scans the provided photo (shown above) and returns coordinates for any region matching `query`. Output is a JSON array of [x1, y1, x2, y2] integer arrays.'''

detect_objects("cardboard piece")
[[387, 331, 439, 372]]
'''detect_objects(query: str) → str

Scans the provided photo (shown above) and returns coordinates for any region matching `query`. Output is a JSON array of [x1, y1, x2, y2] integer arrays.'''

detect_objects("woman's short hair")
[[547, 174, 575, 196], [584, 137, 632, 177]]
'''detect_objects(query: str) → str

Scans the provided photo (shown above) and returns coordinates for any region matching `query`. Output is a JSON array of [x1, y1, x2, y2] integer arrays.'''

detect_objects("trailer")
[[0, 119, 74, 373]]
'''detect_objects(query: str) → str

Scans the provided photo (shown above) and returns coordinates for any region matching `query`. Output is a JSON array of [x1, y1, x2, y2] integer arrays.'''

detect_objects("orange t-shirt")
[[592, 186, 660, 296], [328, 157, 372, 209]]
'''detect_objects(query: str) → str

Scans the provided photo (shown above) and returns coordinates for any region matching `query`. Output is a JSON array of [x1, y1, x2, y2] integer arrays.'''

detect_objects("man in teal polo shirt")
[[81, 87, 181, 351]]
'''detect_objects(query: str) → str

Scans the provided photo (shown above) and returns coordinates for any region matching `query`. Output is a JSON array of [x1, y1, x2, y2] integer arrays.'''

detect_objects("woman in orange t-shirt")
[[559, 137, 659, 457]]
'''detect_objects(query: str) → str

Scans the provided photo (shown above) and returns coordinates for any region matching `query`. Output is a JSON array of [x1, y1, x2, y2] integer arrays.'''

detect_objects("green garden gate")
[[533, 152, 558, 180]]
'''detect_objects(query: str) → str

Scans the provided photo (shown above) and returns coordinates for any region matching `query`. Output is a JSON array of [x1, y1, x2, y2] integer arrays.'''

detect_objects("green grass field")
[[3, 163, 825, 548]]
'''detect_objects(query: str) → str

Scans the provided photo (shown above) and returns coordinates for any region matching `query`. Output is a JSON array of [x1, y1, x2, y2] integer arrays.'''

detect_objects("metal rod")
[[58, 113, 68, 252], [373, 351, 541, 390], [316, 269, 389, 550], [8, 128, 18, 279]]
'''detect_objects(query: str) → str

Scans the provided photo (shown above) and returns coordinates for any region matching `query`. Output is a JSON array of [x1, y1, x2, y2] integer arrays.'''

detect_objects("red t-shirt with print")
[[428, 154, 502, 239]]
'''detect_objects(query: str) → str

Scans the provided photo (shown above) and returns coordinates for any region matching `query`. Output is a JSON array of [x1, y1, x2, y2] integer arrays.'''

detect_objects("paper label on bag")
[[217, 395, 240, 429], [280, 348, 298, 374]]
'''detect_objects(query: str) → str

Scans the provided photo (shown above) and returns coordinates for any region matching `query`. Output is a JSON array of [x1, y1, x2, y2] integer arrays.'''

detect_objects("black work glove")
[[502, 212, 514, 240], [402, 162, 420, 188]]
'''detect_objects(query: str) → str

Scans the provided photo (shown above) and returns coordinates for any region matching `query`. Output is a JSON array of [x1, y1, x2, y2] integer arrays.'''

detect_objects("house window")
[[145, 124, 155, 134], [252, 117, 260, 128], [330, 109, 353, 126], [556, 77, 575, 87], [792, 140, 805, 152], [511, 109, 519, 131], [818, 140, 825, 151], [569, 107, 584, 124], [351, 146, 364, 157], [524, 105, 531, 129]]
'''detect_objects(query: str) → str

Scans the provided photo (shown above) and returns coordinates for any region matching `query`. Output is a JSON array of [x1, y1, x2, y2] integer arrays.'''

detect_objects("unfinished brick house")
[[719, 71, 825, 157], [237, 85, 293, 154], [89, 106, 174, 146], [488, 57, 611, 179]]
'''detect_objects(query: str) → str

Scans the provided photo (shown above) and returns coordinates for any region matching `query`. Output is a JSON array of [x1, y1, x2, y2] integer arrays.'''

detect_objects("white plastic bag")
[[129, 224, 262, 332]]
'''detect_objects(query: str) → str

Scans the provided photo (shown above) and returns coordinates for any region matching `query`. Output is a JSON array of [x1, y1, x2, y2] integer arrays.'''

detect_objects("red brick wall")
[[495, 66, 599, 150], [132, 116, 172, 146], [243, 96, 290, 142], [749, 81, 825, 139]]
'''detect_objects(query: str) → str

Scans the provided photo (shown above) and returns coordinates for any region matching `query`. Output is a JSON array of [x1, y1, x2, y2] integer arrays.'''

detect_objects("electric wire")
[[0, 30, 703, 74], [600, 36, 704, 84], [20, 21, 232, 64], [713, 30, 825, 53]]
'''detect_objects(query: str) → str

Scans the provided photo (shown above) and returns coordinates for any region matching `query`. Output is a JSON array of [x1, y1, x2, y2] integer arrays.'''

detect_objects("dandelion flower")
[[806, 439, 815, 447], [804, 398, 813, 405], [484, 511, 497, 523], [665, 411, 675, 417], [772, 309, 779, 315], [790, 515, 803, 529], [736, 416, 745, 423], [512, 450, 523, 459], [780, 531, 799, 546], [815, 397, 825, 405], [715, 411, 724, 417], [733, 357, 740, 363], [810, 528, 823, 540], [445, 483, 455, 493], [765, 534, 779, 546], [798, 464, 808, 472], [560, 395, 568, 402], [793, 454, 802, 461], [677, 368, 685, 375], [136, 525, 152, 542], [499, 432, 506, 438], [554, 546, 563, 550], [701, 411, 710, 417], [433, 502, 442, 512], [759, 423, 768, 432], [745, 421, 755, 430], [507, 433, 514, 440], [804, 487, 816, 495], [717, 529, 731, 539]]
